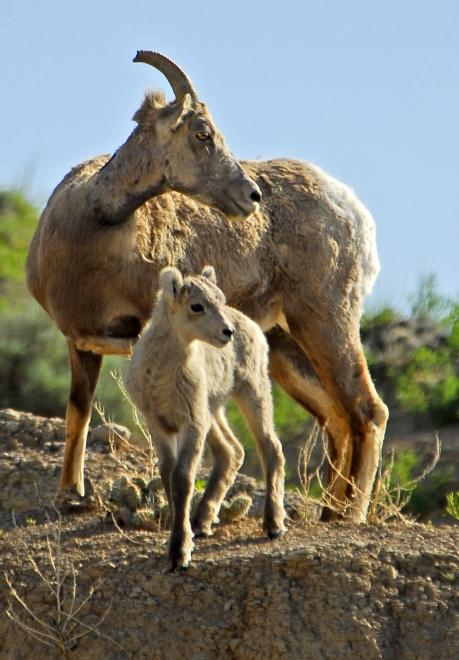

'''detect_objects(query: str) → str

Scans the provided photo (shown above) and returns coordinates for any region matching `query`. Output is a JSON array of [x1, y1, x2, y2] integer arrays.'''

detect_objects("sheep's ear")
[[201, 265, 217, 284], [132, 91, 166, 125], [169, 93, 193, 132], [160, 267, 183, 300]]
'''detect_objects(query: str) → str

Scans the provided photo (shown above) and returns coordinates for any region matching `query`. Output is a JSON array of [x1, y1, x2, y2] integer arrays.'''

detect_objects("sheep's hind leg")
[[267, 327, 353, 521], [284, 305, 388, 522], [193, 409, 245, 537], [233, 388, 286, 538], [59, 340, 102, 499]]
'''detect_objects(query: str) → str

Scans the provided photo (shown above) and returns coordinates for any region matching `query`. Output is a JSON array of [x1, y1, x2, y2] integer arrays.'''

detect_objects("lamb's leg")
[[153, 435, 178, 508], [60, 341, 102, 496], [193, 409, 244, 537], [233, 387, 286, 538], [169, 424, 207, 570], [284, 301, 388, 522]]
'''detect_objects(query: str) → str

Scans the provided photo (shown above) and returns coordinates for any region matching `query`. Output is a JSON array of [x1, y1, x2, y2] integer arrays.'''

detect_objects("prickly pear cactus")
[[219, 494, 252, 523], [131, 508, 159, 531], [106, 474, 252, 531], [107, 475, 164, 530]]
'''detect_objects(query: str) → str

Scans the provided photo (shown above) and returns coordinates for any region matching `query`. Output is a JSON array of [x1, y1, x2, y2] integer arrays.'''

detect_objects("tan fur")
[[27, 55, 387, 521], [125, 267, 286, 569]]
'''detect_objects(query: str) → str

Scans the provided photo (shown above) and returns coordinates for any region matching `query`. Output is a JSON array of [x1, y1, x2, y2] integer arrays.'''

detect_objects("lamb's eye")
[[196, 131, 210, 141], [190, 303, 204, 313]]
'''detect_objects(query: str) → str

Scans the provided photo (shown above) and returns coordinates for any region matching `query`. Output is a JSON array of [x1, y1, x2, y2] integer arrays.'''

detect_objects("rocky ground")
[[0, 409, 458, 659]]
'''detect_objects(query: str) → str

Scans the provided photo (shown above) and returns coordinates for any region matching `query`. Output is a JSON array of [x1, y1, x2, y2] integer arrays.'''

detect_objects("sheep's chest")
[[149, 368, 199, 433]]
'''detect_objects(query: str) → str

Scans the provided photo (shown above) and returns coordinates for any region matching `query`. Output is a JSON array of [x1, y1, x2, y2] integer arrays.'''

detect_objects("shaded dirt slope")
[[0, 409, 458, 659]]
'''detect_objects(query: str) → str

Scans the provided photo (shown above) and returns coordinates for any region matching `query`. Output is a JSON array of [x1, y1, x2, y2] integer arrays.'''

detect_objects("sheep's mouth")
[[226, 197, 259, 218]]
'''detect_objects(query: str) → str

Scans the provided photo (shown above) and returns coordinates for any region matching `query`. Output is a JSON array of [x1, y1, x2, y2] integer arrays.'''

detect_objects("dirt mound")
[[0, 409, 458, 659]]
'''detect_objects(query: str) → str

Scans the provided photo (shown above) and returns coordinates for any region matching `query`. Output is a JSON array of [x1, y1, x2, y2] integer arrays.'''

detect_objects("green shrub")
[[380, 446, 452, 519], [393, 347, 459, 424], [445, 491, 459, 521], [0, 306, 69, 416], [389, 449, 420, 486], [408, 274, 453, 322], [0, 190, 38, 305], [0, 302, 133, 424], [361, 305, 399, 334]]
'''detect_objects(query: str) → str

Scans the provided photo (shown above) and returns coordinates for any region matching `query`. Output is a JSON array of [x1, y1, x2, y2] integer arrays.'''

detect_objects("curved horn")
[[133, 51, 198, 103]]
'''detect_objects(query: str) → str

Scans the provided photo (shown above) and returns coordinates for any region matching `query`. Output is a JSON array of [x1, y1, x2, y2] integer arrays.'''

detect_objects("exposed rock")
[[0, 409, 458, 658], [89, 423, 132, 453]]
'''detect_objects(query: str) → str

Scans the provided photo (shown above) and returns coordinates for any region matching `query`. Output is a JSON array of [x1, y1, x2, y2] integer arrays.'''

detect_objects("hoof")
[[55, 478, 95, 513], [192, 514, 215, 538], [267, 528, 286, 540], [167, 563, 189, 574], [169, 554, 191, 571], [169, 537, 193, 571], [264, 518, 287, 540], [193, 529, 213, 539], [192, 523, 214, 539]]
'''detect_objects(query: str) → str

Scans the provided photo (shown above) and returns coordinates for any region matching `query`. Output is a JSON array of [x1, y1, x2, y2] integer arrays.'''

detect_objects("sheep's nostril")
[[250, 190, 261, 203]]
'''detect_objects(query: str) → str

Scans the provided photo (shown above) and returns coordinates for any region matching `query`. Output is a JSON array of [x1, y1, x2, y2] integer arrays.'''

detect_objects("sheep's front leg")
[[60, 341, 102, 497], [169, 424, 206, 570]]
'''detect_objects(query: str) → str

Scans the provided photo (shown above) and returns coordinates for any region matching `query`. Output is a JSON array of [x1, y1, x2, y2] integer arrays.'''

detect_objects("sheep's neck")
[[90, 128, 168, 225]]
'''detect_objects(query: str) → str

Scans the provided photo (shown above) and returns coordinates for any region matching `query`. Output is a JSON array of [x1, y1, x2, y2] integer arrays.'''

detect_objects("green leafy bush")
[[409, 274, 453, 321], [394, 347, 459, 424], [0, 190, 38, 305], [445, 491, 459, 521], [0, 304, 132, 423], [361, 305, 399, 334], [380, 446, 453, 520], [363, 277, 459, 427], [0, 306, 69, 416], [389, 449, 420, 486]]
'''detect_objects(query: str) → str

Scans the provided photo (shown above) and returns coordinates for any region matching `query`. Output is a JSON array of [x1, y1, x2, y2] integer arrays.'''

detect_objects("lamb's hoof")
[[192, 522, 214, 539], [267, 528, 285, 540], [193, 530, 213, 539], [264, 519, 287, 540], [169, 536, 194, 571], [167, 562, 189, 574], [169, 554, 192, 572]]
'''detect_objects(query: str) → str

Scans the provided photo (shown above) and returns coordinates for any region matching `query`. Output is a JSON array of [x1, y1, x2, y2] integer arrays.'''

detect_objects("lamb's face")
[[159, 266, 235, 347], [177, 276, 235, 348]]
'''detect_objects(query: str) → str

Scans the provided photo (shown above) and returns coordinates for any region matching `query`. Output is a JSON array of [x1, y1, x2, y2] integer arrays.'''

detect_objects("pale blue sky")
[[1, 1, 458, 309]]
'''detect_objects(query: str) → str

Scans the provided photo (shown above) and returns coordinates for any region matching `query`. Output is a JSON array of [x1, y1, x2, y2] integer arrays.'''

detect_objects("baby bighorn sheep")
[[125, 266, 286, 569]]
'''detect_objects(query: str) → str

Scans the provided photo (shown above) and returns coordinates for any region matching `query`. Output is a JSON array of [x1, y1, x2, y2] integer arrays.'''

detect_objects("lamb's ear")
[[160, 267, 183, 300], [201, 265, 217, 284]]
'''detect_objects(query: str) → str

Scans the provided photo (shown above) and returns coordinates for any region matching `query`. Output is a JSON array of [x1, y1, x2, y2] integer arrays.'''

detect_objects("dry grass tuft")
[[5, 512, 124, 657], [296, 424, 442, 524]]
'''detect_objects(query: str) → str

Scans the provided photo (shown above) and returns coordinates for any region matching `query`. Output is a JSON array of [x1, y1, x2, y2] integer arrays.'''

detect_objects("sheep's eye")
[[196, 131, 210, 141], [190, 303, 204, 313]]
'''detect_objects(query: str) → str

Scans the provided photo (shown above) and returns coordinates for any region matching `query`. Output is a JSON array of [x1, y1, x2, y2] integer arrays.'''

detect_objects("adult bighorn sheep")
[[126, 266, 286, 569], [27, 50, 388, 523]]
